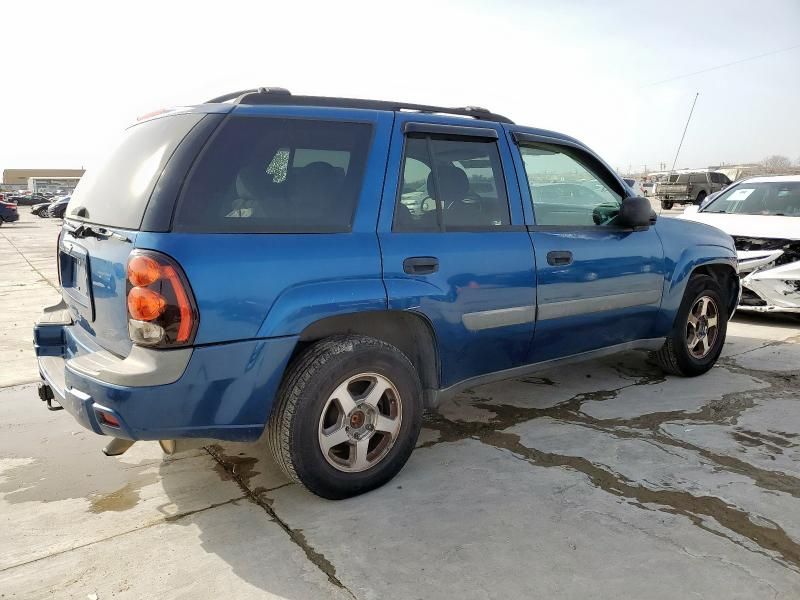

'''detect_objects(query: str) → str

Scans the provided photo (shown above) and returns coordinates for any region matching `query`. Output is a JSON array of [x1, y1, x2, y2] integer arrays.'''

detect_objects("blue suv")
[[34, 88, 740, 498]]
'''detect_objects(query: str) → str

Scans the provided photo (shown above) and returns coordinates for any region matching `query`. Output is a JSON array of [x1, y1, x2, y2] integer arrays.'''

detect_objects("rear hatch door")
[[60, 112, 209, 357]]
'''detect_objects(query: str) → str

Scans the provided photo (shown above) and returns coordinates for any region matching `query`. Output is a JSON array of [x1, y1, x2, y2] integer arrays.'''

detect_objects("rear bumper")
[[1, 211, 19, 222], [34, 301, 297, 442]]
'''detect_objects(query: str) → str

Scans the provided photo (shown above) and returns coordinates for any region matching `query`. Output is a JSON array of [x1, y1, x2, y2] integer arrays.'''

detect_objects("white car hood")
[[678, 212, 800, 240]]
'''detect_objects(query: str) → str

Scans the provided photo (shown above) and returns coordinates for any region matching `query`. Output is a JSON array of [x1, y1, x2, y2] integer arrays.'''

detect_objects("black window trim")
[[171, 113, 376, 234], [403, 122, 499, 139], [512, 132, 627, 199], [392, 130, 515, 233]]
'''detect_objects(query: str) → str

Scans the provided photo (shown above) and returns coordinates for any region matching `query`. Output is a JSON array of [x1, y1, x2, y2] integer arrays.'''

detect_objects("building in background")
[[2, 168, 84, 186], [27, 176, 82, 193]]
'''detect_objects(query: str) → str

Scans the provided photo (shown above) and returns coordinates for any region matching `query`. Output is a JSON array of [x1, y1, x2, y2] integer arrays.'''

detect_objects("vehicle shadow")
[[156, 434, 355, 598], [154, 332, 800, 597]]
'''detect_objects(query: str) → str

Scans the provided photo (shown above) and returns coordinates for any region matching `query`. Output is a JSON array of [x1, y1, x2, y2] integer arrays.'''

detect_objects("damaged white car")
[[680, 176, 800, 314]]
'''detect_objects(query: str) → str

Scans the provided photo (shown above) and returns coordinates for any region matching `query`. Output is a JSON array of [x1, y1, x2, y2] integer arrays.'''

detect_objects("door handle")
[[546, 250, 573, 266], [403, 256, 439, 275]]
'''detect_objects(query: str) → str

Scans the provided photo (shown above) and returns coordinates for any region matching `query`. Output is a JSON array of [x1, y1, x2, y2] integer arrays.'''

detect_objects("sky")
[[1, 0, 799, 175]]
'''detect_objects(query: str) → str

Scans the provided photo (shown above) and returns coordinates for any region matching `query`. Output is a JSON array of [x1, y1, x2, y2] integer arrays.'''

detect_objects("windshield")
[[703, 181, 800, 216], [66, 113, 203, 229]]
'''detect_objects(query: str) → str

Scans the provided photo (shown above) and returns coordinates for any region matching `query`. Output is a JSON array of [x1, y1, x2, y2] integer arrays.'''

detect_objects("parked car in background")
[[32, 201, 52, 217], [680, 176, 799, 314], [8, 192, 48, 206], [623, 178, 645, 197], [658, 172, 732, 210], [34, 88, 739, 499], [47, 196, 71, 218], [641, 181, 656, 196], [0, 198, 20, 225]]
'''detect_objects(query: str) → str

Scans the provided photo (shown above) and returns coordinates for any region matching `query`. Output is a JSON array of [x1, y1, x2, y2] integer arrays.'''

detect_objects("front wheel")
[[654, 274, 728, 376], [267, 335, 423, 499]]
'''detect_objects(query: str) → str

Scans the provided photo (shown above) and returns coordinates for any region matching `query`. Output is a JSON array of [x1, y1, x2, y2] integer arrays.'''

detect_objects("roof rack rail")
[[204, 87, 514, 124]]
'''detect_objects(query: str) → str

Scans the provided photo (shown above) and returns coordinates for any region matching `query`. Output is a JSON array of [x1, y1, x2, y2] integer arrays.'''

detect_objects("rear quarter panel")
[[135, 107, 394, 345]]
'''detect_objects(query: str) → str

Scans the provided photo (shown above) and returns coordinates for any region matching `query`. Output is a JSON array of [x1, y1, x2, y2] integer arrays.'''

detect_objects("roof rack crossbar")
[[204, 88, 513, 124]]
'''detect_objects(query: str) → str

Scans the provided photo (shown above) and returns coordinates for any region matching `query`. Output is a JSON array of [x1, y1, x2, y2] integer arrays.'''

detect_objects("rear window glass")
[[175, 117, 372, 233], [66, 113, 203, 229]]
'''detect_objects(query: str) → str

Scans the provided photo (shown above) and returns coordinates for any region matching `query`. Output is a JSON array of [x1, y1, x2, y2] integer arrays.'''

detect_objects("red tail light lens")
[[126, 250, 198, 347], [127, 287, 167, 321]]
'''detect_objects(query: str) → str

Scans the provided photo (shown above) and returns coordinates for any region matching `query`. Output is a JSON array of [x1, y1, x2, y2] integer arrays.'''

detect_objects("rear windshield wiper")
[[69, 223, 130, 243]]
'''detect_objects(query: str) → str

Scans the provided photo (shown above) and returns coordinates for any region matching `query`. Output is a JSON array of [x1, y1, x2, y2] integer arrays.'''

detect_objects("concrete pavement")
[[1, 211, 799, 598]]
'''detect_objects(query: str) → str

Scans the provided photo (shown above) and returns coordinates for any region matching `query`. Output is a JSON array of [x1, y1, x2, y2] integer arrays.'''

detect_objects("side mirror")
[[619, 196, 654, 230]]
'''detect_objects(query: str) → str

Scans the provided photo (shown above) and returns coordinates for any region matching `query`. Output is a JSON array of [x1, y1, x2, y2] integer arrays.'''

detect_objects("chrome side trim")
[[462, 305, 536, 331], [429, 338, 665, 407], [537, 290, 662, 321]]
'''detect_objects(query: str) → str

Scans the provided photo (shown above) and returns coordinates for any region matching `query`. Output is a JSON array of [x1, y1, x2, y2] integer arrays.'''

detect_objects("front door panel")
[[529, 228, 664, 362], [507, 128, 665, 363]]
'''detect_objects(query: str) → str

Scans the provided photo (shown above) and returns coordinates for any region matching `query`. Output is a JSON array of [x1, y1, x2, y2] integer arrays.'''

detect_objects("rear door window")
[[175, 117, 372, 233], [394, 134, 510, 231], [66, 113, 204, 229]]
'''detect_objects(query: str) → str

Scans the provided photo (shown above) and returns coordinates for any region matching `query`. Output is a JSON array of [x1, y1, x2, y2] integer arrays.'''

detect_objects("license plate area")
[[59, 241, 94, 321]]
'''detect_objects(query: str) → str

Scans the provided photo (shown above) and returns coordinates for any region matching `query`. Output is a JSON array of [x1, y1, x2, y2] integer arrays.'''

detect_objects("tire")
[[661, 200, 673, 210], [654, 274, 728, 376], [267, 335, 423, 499], [695, 191, 707, 205]]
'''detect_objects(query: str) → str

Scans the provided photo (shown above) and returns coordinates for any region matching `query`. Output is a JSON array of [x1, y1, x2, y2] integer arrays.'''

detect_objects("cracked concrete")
[[1, 211, 800, 598]]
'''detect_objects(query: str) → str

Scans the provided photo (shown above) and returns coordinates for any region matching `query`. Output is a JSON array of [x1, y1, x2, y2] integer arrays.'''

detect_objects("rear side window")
[[689, 173, 707, 184], [67, 113, 204, 229], [175, 117, 372, 233]]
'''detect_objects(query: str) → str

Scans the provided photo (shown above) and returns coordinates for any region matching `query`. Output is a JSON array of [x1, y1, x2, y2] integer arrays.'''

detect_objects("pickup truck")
[[658, 172, 731, 210]]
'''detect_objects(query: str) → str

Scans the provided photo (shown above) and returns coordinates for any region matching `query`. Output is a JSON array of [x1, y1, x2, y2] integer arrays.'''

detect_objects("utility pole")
[[671, 92, 699, 172]]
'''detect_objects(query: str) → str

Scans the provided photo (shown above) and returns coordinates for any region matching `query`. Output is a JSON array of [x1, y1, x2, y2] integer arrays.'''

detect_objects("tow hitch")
[[37, 383, 63, 411]]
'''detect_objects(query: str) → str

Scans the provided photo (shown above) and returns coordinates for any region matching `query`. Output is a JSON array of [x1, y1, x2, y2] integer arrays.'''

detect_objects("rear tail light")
[[126, 250, 198, 347]]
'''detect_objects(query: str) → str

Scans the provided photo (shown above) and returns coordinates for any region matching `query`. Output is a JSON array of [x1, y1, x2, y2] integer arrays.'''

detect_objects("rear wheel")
[[661, 200, 673, 210], [654, 274, 728, 376], [695, 191, 707, 205], [267, 335, 423, 499]]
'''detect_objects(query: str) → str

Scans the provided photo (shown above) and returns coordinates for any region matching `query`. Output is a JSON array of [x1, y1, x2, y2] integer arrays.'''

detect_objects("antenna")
[[671, 92, 699, 172]]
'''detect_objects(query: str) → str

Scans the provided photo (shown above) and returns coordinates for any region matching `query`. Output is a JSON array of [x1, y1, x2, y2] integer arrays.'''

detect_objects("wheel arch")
[[690, 263, 740, 318], [294, 310, 441, 407], [654, 245, 739, 337]]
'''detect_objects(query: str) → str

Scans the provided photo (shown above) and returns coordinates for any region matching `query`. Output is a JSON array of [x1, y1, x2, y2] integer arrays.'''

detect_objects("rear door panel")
[[378, 114, 536, 388]]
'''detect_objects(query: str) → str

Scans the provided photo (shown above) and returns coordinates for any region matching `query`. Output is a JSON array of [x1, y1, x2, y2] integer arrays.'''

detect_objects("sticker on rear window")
[[728, 188, 754, 201]]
